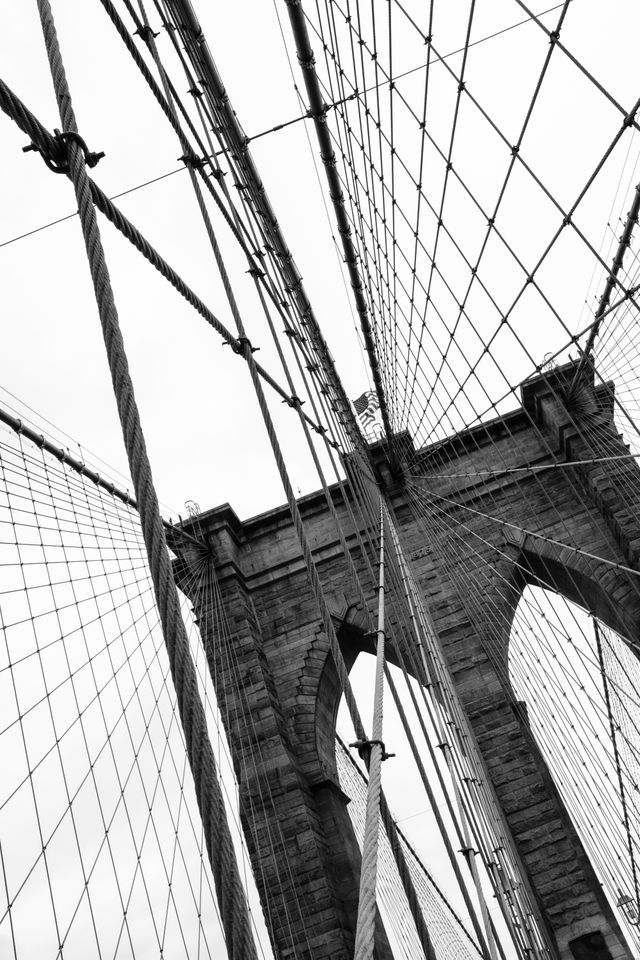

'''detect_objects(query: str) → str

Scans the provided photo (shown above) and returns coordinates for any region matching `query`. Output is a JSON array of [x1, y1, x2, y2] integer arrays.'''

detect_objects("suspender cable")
[[283, 0, 396, 450], [149, 23, 436, 944], [32, 4, 259, 958], [353, 505, 389, 960]]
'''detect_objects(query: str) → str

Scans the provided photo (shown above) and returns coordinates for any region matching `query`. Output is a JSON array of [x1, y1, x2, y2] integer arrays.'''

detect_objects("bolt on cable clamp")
[[134, 24, 159, 43], [349, 738, 395, 762], [225, 336, 259, 356], [179, 153, 207, 170], [23, 129, 104, 174]]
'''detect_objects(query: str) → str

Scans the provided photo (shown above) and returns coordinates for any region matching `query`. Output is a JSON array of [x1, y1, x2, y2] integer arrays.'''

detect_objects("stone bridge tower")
[[174, 362, 638, 960]]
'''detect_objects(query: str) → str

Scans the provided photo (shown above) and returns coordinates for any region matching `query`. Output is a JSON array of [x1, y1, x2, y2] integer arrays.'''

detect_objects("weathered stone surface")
[[175, 363, 637, 960]]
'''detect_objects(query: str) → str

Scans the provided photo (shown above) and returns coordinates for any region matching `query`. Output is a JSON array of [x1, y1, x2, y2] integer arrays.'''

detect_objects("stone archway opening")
[[508, 584, 640, 956]]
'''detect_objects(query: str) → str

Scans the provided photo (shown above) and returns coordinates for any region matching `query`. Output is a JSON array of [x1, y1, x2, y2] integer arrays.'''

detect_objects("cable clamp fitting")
[[226, 336, 259, 356], [283, 395, 304, 409], [349, 739, 395, 762], [179, 153, 207, 170], [363, 628, 389, 645], [135, 25, 159, 43], [23, 129, 104, 174], [459, 845, 477, 860]]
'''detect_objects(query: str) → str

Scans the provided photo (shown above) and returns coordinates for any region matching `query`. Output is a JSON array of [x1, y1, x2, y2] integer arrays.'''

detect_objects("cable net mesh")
[[0, 424, 260, 959], [301, 0, 640, 452], [509, 589, 640, 953]]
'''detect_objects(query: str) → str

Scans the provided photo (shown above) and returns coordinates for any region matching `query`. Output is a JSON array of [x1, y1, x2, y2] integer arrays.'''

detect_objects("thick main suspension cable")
[[31, 3, 258, 958], [283, 0, 395, 449], [353, 507, 398, 960]]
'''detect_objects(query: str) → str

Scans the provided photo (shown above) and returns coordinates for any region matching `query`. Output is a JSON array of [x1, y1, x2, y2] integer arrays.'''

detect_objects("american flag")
[[353, 390, 383, 440]]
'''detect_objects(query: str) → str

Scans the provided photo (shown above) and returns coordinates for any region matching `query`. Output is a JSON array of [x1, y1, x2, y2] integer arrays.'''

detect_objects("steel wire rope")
[[315, 0, 433, 425], [158, 0, 374, 471], [47, 443, 205, 960], [433, 283, 640, 443], [318, 0, 424, 426], [511, 0, 640, 138], [386, 0, 640, 306], [266, 0, 376, 401], [336, 736, 485, 959], [296, 54, 601, 454], [404, 480, 640, 916], [177, 518, 321, 958], [214, 95, 440, 952], [7, 79, 342, 429], [67, 525, 250, 955], [350, 0, 400, 424], [199, 558, 311, 958], [1, 442, 241, 960], [354, 506, 401, 960], [598, 622, 640, 884], [403, 0, 572, 430], [304, 1, 592, 434], [381, 516, 542, 959], [93, 0, 363, 466], [350, 488, 540, 952], [378, 511, 553, 959], [187, 555, 272, 953], [177, 152, 435, 954], [31, 3, 259, 958], [164, 18, 379, 615], [129, 11, 436, 953], [400, 488, 636, 924], [0, 466, 168, 952], [16, 1, 640, 952], [314, 0, 399, 422], [307, 0, 640, 455], [409, 113, 640, 445], [398, 454, 640, 912], [574, 131, 640, 341], [374, 513, 522, 954], [10, 435, 115, 957], [384, 567, 523, 956], [411, 480, 640, 578], [125, 6, 315, 948], [284, 0, 396, 448], [398, 0, 478, 429], [400, 352, 640, 684]]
